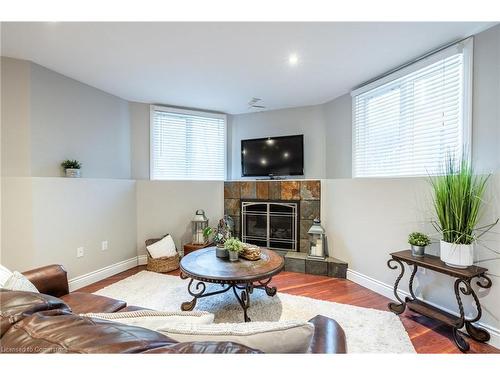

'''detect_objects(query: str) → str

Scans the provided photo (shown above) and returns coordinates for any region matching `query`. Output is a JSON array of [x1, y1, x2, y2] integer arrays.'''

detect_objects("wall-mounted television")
[[241, 134, 304, 177]]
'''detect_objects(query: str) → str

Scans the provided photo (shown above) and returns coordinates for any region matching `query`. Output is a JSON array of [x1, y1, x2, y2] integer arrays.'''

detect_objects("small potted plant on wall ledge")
[[431, 155, 498, 268], [408, 232, 431, 257], [61, 159, 82, 178], [224, 237, 243, 262]]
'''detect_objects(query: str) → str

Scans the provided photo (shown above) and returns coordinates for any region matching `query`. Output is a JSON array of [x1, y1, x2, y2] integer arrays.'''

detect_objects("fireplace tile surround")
[[223, 179, 347, 278], [224, 180, 320, 253]]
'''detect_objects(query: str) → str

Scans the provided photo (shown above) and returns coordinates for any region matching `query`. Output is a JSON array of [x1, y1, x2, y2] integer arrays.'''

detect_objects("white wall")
[[228, 105, 326, 179], [1, 177, 137, 279], [136, 180, 223, 256], [321, 174, 500, 345]]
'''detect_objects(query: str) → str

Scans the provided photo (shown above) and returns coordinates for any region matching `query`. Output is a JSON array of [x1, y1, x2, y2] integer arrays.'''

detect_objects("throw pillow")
[[155, 321, 314, 353], [0, 264, 13, 288], [3, 271, 39, 293], [81, 309, 215, 330], [146, 235, 177, 259]]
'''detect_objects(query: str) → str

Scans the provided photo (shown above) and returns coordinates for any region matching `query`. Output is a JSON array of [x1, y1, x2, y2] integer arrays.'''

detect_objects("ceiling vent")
[[248, 97, 266, 110]]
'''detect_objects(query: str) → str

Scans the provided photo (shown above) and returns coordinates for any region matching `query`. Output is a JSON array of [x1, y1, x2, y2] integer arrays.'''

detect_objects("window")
[[352, 38, 473, 178], [150, 106, 226, 180]]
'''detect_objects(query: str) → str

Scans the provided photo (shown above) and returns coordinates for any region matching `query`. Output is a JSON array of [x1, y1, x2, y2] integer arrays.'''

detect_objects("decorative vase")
[[410, 245, 425, 257], [440, 240, 474, 268], [65, 168, 81, 178], [228, 251, 239, 262], [215, 246, 228, 259]]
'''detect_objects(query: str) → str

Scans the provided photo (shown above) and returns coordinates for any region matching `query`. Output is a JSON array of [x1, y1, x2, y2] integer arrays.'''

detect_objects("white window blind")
[[352, 38, 472, 178], [150, 106, 226, 180]]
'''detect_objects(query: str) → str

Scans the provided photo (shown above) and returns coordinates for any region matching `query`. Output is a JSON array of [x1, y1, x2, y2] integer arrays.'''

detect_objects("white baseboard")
[[68, 257, 139, 291], [137, 254, 148, 265], [346, 268, 500, 349]]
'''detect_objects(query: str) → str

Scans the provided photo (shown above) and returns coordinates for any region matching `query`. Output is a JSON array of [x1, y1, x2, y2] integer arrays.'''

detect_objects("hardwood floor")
[[77, 266, 499, 354]]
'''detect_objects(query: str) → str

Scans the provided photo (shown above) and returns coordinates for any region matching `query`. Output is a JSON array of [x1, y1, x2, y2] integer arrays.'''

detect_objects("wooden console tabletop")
[[387, 250, 492, 352]]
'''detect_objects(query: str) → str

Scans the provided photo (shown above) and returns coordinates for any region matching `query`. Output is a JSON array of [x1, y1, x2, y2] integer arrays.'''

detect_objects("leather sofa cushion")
[[0, 289, 70, 337], [60, 292, 126, 314], [143, 341, 262, 354], [1, 310, 180, 353]]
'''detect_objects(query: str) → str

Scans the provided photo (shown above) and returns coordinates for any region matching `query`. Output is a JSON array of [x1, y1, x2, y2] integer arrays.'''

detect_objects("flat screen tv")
[[241, 135, 304, 177]]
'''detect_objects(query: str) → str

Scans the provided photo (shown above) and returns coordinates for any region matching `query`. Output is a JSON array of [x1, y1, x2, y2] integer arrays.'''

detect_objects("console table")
[[387, 250, 492, 352]]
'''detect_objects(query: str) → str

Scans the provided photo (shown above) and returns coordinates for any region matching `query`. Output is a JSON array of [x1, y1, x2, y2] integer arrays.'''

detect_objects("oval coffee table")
[[179, 246, 284, 322]]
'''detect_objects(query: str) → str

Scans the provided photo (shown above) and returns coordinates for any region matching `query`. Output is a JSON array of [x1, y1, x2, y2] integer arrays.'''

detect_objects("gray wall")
[[321, 24, 500, 178], [130, 102, 150, 180], [323, 94, 352, 178], [472, 24, 500, 173], [1, 57, 31, 177], [30, 63, 131, 179], [228, 105, 326, 179]]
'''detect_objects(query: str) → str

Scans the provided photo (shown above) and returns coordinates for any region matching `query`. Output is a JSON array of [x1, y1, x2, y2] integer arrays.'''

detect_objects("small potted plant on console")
[[408, 232, 431, 257], [61, 159, 82, 178], [224, 237, 243, 262]]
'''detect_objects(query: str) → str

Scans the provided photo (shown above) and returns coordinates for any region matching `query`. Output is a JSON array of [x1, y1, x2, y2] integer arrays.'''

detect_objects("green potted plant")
[[224, 237, 243, 262], [205, 217, 233, 258], [431, 156, 498, 268], [61, 159, 82, 178], [408, 232, 431, 257]]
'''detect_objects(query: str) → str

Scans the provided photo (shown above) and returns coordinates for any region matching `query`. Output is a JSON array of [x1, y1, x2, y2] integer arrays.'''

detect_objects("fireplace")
[[241, 200, 299, 252]]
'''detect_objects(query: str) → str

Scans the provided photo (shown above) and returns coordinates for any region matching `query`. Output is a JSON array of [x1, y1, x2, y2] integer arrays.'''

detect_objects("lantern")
[[307, 218, 326, 259], [192, 209, 209, 245]]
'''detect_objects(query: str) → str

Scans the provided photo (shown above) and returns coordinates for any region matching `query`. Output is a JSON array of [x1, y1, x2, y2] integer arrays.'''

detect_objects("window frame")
[[149, 105, 227, 181], [351, 37, 473, 178]]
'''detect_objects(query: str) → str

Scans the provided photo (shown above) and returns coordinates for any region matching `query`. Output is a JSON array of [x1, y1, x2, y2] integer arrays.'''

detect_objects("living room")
[[1, 0, 499, 370]]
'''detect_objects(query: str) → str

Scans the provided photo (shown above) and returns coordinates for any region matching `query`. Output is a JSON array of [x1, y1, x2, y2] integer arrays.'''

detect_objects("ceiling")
[[1, 22, 495, 114]]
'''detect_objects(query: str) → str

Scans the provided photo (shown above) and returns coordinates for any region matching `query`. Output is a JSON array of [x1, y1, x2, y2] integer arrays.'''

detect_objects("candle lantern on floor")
[[192, 209, 209, 245], [308, 218, 326, 259]]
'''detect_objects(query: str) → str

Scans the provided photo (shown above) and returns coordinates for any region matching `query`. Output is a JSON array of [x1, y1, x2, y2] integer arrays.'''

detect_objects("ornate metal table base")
[[180, 274, 277, 322], [387, 251, 492, 353]]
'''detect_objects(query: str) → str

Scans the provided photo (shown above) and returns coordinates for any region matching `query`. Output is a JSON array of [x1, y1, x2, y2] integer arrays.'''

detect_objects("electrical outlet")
[[77, 247, 85, 258], [101, 241, 108, 251]]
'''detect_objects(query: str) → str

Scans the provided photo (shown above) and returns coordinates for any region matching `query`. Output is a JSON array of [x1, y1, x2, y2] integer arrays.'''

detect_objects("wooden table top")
[[390, 250, 488, 279], [180, 246, 285, 283]]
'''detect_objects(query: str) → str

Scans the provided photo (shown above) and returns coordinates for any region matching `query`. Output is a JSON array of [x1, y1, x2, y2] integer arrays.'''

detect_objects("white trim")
[[138, 254, 148, 265], [347, 268, 500, 349], [151, 105, 227, 120], [68, 257, 139, 291]]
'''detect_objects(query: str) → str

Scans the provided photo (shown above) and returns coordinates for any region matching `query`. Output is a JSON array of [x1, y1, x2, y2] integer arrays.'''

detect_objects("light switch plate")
[[77, 247, 85, 258], [102, 241, 108, 251]]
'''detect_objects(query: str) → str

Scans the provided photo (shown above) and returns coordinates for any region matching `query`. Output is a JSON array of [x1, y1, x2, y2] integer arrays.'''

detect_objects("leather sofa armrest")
[[22, 265, 69, 297], [308, 315, 347, 353]]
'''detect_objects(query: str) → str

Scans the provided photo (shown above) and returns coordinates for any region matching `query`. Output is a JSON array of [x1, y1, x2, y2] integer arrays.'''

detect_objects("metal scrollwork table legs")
[[180, 273, 277, 322]]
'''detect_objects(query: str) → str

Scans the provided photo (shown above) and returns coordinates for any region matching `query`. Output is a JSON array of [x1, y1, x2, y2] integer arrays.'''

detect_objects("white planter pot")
[[440, 240, 474, 268], [65, 169, 81, 178]]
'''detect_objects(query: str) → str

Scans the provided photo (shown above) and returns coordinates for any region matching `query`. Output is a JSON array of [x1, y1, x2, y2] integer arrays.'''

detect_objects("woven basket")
[[145, 236, 180, 273]]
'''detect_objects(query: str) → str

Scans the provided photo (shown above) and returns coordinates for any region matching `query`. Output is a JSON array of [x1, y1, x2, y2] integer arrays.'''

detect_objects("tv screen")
[[241, 135, 304, 177]]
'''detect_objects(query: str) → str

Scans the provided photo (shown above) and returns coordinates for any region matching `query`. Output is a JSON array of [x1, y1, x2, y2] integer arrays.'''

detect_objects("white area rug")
[[95, 271, 415, 353]]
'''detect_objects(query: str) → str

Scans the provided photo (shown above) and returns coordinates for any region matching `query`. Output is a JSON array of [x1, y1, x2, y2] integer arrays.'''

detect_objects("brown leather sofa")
[[0, 264, 346, 354]]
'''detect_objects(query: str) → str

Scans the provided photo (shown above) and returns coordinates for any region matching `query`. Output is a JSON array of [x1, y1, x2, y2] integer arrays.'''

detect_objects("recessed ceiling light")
[[288, 53, 299, 66]]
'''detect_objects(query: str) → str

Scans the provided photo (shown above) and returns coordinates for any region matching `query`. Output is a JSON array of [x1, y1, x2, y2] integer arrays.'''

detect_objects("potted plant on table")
[[61, 159, 82, 178], [224, 237, 244, 262], [431, 156, 498, 268], [408, 232, 431, 257], [204, 216, 234, 258]]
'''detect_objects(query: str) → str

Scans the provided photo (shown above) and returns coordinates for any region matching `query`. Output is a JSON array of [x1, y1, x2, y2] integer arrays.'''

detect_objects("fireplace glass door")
[[241, 201, 298, 251]]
